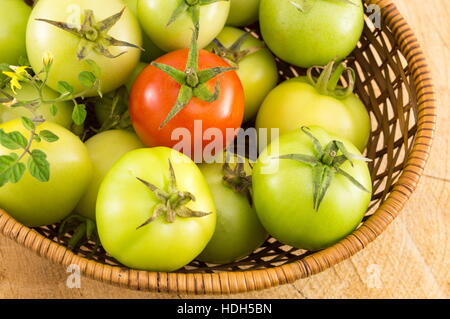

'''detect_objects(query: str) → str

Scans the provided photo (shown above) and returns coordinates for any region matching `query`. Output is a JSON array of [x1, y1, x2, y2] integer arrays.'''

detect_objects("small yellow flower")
[[2, 66, 30, 94]]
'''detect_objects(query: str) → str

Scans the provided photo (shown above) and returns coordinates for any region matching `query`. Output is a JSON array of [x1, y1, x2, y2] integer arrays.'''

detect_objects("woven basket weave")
[[0, 0, 436, 294]]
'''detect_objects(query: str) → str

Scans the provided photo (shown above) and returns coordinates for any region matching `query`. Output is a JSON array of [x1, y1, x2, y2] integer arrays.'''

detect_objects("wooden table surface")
[[0, 0, 448, 299]]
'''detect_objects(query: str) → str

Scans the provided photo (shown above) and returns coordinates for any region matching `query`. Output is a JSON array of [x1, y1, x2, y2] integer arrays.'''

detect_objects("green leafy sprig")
[[0, 56, 102, 127], [0, 117, 59, 187]]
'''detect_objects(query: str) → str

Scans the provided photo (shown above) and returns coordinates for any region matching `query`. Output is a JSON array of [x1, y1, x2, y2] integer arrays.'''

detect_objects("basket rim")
[[0, 0, 437, 295]]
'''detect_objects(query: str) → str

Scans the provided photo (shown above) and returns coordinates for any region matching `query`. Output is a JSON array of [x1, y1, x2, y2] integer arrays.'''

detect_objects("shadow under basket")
[[0, 0, 437, 294]]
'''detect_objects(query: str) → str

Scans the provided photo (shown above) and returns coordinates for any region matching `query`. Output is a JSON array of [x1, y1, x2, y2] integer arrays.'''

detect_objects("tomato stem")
[[36, 8, 143, 60], [211, 33, 265, 66], [222, 160, 253, 205], [167, 0, 229, 29], [276, 127, 371, 211], [307, 59, 357, 99], [135, 160, 212, 228]]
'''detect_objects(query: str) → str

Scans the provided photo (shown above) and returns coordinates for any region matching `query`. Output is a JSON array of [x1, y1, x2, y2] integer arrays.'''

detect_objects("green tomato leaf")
[[18, 56, 30, 66], [50, 104, 58, 116], [0, 154, 16, 186], [9, 162, 26, 184], [78, 71, 96, 88], [57, 81, 74, 95], [72, 104, 87, 126], [0, 154, 25, 186], [0, 129, 28, 150], [0, 63, 11, 72], [85, 59, 102, 77], [39, 130, 59, 143], [27, 149, 50, 182], [21, 117, 35, 131]]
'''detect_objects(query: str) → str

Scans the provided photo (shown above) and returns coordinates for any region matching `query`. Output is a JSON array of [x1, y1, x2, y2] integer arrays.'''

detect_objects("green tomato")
[[259, 0, 364, 67], [226, 0, 260, 27], [197, 158, 267, 264], [256, 74, 370, 152], [26, 0, 142, 96], [0, 83, 73, 129], [75, 130, 144, 220], [138, 0, 230, 51], [207, 27, 278, 122], [123, 0, 165, 61], [96, 147, 216, 271], [0, 0, 31, 65], [252, 127, 372, 250], [0, 119, 93, 227]]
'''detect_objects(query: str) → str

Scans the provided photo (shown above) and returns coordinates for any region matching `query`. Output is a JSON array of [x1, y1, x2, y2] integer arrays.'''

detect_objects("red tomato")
[[129, 49, 244, 160]]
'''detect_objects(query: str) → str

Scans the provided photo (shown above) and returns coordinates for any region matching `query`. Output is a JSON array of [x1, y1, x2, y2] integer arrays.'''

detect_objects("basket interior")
[[34, 8, 418, 274]]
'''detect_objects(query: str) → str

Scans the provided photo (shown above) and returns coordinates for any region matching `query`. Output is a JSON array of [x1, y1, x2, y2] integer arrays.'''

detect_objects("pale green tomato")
[[0, 0, 31, 65], [138, 0, 230, 51], [207, 27, 278, 122], [197, 159, 268, 264], [0, 119, 93, 227], [26, 0, 142, 97], [260, 0, 364, 68], [123, 0, 165, 61], [256, 78, 371, 152], [96, 147, 216, 271], [226, 0, 260, 27], [0, 83, 73, 129], [75, 130, 144, 220]]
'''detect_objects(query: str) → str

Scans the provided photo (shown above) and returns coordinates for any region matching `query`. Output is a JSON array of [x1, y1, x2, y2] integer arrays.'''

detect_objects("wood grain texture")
[[0, 0, 448, 299]]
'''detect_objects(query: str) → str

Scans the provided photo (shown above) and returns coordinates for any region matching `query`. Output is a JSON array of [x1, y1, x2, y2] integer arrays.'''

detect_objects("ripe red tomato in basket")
[[129, 45, 244, 161]]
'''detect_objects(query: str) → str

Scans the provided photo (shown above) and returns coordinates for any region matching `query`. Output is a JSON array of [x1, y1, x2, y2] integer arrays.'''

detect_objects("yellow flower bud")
[[43, 51, 54, 67]]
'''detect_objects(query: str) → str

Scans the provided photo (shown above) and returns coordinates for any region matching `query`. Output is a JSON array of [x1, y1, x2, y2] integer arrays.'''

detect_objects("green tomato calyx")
[[135, 160, 212, 228], [151, 27, 235, 128], [211, 32, 265, 67], [307, 59, 356, 99], [167, 0, 229, 28], [276, 127, 371, 211], [58, 214, 99, 254], [222, 161, 253, 204], [36, 8, 144, 60]]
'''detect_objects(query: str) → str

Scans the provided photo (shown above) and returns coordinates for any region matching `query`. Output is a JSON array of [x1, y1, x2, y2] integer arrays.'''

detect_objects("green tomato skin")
[[252, 127, 372, 251], [26, 0, 142, 97], [259, 0, 364, 68], [207, 27, 278, 122], [226, 0, 260, 27], [138, 0, 230, 51], [96, 147, 216, 271], [0, 0, 31, 65], [0, 120, 93, 227], [75, 130, 144, 220], [197, 161, 268, 264], [123, 0, 165, 61], [0, 83, 73, 129], [256, 78, 370, 152]]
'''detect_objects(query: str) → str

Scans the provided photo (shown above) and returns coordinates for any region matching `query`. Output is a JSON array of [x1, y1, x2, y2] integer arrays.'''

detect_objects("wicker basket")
[[0, 0, 436, 294]]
